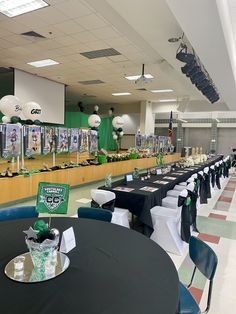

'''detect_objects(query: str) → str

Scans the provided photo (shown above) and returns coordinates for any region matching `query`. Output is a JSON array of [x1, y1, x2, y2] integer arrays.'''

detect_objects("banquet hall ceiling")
[[0, 0, 233, 110]]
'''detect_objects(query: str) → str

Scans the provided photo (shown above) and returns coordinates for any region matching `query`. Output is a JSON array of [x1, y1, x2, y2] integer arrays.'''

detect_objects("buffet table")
[[0, 217, 179, 314], [0, 154, 180, 205], [101, 155, 223, 236]]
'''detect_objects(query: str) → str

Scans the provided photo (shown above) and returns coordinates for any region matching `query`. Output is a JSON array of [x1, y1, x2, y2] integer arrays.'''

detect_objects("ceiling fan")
[[135, 64, 153, 85]]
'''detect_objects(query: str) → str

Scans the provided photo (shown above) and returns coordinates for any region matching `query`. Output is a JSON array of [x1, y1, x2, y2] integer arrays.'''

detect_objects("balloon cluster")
[[112, 116, 124, 140], [0, 95, 42, 125], [88, 106, 101, 141]]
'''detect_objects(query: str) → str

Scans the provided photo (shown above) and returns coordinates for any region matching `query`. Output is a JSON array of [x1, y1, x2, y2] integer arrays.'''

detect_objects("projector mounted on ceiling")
[[135, 64, 153, 85]]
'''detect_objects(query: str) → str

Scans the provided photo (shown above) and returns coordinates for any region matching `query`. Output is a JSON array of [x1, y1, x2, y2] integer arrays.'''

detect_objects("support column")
[[176, 122, 184, 153], [210, 120, 217, 153], [139, 101, 155, 135]]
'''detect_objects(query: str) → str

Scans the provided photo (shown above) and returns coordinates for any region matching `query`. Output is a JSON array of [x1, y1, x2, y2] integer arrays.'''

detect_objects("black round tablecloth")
[[0, 217, 179, 314]]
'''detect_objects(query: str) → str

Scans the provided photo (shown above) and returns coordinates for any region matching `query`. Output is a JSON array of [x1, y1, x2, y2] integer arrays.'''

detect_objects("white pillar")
[[140, 101, 155, 134]]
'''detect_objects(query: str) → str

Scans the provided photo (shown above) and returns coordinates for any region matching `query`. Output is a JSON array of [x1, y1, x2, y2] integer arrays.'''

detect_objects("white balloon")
[[113, 134, 118, 140], [2, 115, 11, 123], [119, 131, 124, 137], [88, 114, 101, 127], [94, 105, 99, 112], [112, 116, 124, 128], [22, 102, 42, 120], [0, 95, 22, 117]]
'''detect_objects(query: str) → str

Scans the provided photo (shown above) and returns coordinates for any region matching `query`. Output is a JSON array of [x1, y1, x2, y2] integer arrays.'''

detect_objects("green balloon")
[[33, 219, 49, 235], [11, 116, 20, 123], [34, 119, 41, 125]]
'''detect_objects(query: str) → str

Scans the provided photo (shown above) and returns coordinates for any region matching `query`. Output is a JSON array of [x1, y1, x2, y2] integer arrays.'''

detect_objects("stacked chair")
[[0, 206, 38, 222]]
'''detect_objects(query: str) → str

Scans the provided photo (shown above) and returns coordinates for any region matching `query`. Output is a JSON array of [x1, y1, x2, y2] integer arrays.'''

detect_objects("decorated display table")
[[100, 155, 223, 236], [0, 217, 179, 314], [0, 153, 180, 205]]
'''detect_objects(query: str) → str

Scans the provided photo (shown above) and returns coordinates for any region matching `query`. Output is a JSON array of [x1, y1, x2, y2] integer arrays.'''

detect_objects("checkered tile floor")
[[169, 172, 236, 313]]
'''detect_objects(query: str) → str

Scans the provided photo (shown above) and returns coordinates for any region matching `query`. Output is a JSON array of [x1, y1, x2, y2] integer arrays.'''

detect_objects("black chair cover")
[[209, 167, 216, 188], [204, 173, 211, 199], [215, 166, 221, 189], [187, 189, 199, 232], [198, 173, 208, 204], [91, 199, 115, 212], [178, 195, 192, 243]]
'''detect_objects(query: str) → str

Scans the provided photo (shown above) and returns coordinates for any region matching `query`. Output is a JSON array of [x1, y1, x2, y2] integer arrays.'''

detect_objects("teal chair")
[[77, 207, 112, 222], [179, 236, 218, 314], [0, 206, 38, 222]]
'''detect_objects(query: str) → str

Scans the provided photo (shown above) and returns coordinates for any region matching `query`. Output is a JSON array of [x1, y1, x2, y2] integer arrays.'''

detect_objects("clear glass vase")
[[26, 238, 59, 271]]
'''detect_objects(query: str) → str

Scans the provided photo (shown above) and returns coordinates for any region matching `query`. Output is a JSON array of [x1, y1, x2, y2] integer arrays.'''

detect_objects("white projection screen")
[[14, 69, 65, 124]]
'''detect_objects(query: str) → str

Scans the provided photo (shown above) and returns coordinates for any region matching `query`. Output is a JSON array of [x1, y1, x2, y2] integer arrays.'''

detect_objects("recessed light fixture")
[[27, 59, 59, 68], [112, 92, 131, 96], [150, 89, 174, 93], [125, 74, 153, 81], [159, 99, 177, 102], [0, 0, 49, 18]]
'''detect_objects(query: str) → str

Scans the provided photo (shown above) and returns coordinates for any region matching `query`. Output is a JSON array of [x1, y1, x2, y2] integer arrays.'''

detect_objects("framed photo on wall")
[[43, 126, 56, 154], [57, 127, 69, 153], [25, 125, 42, 156], [89, 129, 98, 153], [80, 129, 89, 152], [1, 124, 21, 158], [69, 128, 79, 153]]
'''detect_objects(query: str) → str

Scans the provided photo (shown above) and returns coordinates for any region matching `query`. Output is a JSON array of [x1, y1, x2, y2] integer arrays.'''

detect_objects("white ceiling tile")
[[7, 46, 31, 55], [37, 39, 63, 50], [0, 20, 29, 34], [91, 26, 121, 40], [14, 14, 46, 28], [71, 31, 98, 43], [108, 55, 129, 62], [56, 0, 93, 18], [54, 20, 85, 35], [103, 36, 132, 48], [86, 40, 110, 50], [6, 34, 35, 46], [32, 25, 66, 39], [76, 14, 107, 30], [30, 6, 69, 24], [55, 35, 77, 46], [0, 38, 16, 49]]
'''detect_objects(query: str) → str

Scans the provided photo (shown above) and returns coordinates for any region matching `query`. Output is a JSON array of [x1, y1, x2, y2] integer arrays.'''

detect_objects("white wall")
[[121, 113, 140, 134], [14, 69, 65, 124]]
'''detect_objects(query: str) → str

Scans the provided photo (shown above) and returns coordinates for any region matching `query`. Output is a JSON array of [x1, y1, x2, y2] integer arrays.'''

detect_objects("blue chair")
[[178, 236, 218, 314], [0, 206, 38, 222], [77, 207, 112, 222]]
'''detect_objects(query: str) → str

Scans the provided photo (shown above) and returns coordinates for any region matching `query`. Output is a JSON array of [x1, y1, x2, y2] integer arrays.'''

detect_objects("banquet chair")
[[178, 236, 218, 314], [174, 185, 187, 191], [167, 189, 181, 198], [179, 182, 188, 186], [150, 189, 188, 255], [77, 207, 112, 222], [0, 206, 38, 222], [90, 189, 130, 228]]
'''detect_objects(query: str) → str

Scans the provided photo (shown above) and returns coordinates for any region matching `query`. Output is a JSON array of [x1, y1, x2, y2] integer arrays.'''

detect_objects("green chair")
[[77, 207, 112, 222], [178, 236, 218, 314], [0, 206, 38, 222]]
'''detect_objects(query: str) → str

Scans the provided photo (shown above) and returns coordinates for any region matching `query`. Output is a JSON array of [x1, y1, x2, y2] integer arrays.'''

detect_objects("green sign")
[[36, 182, 70, 214]]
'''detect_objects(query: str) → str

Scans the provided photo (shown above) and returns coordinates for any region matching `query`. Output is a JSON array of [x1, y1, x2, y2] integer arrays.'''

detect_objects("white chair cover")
[[174, 185, 187, 191], [150, 205, 184, 255], [162, 196, 179, 209], [179, 182, 187, 186], [167, 190, 181, 198], [90, 189, 130, 228]]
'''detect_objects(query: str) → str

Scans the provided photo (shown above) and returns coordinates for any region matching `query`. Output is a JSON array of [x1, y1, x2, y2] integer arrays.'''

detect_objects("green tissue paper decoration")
[[105, 174, 112, 188], [133, 167, 140, 179], [156, 152, 164, 166]]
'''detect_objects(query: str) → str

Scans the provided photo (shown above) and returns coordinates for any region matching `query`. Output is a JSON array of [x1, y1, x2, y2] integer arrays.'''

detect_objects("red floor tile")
[[218, 195, 232, 203], [209, 213, 227, 220], [198, 233, 220, 244], [224, 187, 235, 191], [228, 181, 236, 185], [189, 287, 203, 304]]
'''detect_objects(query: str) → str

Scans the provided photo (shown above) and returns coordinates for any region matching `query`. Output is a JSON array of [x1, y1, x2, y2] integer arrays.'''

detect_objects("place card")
[[140, 186, 159, 192], [171, 172, 182, 176], [163, 176, 177, 180], [156, 169, 162, 175], [154, 180, 169, 185], [60, 227, 76, 254], [113, 187, 134, 192]]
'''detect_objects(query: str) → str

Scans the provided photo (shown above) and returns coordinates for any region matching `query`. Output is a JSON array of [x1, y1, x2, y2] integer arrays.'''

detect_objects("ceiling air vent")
[[78, 80, 104, 85], [21, 31, 45, 38], [80, 48, 121, 59], [136, 88, 147, 91]]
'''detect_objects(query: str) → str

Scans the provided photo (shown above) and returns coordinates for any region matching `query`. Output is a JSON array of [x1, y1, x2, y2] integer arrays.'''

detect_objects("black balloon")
[[117, 128, 123, 132], [26, 119, 33, 125]]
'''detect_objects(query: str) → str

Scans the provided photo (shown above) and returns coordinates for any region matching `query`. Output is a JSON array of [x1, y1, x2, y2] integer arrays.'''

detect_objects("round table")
[[0, 217, 179, 314]]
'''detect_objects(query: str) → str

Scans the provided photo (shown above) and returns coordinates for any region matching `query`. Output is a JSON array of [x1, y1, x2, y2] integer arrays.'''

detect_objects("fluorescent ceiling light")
[[0, 0, 49, 17], [27, 59, 59, 68], [158, 99, 177, 102], [150, 89, 173, 93], [125, 74, 153, 80], [112, 92, 131, 96]]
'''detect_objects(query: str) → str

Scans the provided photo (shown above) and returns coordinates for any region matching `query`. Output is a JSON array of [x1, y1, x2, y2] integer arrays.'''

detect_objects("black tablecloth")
[[100, 156, 223, 236], [0, 217, 179, 314]]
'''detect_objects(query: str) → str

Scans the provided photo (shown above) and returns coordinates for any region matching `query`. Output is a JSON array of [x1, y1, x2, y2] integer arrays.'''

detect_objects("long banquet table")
[[0, 217, 179, 314], [101, 155, 223, 236]]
